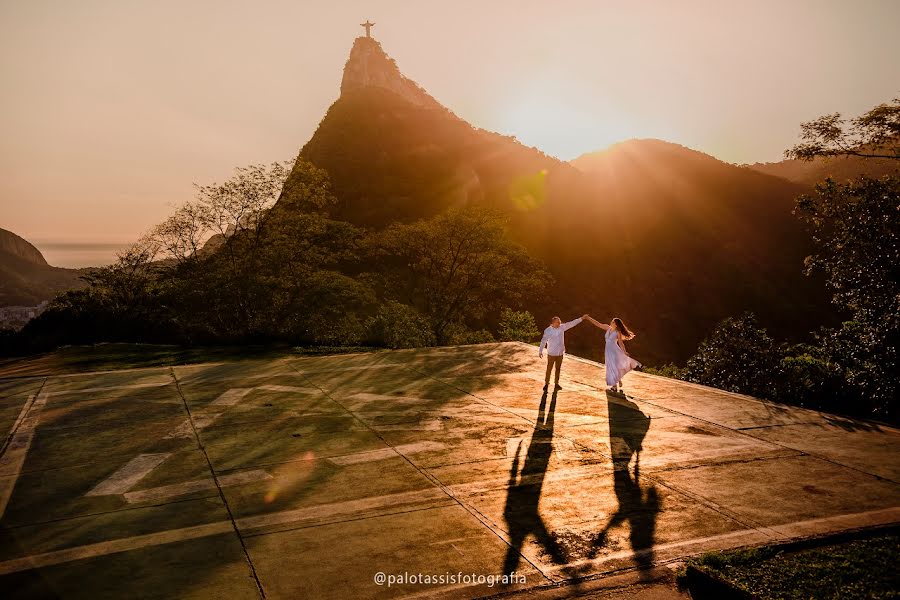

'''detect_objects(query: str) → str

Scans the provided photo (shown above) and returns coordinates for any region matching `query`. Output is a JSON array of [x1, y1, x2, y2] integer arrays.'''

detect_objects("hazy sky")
[[2, 0, 898, 247]]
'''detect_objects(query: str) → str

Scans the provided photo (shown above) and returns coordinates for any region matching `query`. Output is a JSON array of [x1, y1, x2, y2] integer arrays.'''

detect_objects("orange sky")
[[2, 0, 899, 247]]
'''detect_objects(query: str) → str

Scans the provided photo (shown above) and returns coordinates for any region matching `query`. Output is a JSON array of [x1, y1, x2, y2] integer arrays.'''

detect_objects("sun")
[[497, 90, 634, 160]]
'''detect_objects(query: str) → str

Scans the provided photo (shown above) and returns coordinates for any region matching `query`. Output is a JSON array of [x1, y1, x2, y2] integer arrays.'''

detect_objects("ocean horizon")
[[33, 242, 131, 269]]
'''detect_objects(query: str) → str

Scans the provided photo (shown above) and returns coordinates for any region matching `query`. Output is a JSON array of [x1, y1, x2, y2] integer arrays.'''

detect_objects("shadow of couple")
[[502, 389, 660, 579]]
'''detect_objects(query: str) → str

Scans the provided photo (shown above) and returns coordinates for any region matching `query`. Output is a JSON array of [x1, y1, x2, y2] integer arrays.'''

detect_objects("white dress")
[[605, 328, 641, 387]]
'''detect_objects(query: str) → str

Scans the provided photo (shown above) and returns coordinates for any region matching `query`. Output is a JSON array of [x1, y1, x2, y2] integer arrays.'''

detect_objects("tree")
[[655, 99, 898, 421], [789, 99, 900, 419], [150, 159, 368, 341], [683, 313, 782, 399], [786, 98, 900, 161], [371, 208, 549, 344], [19, 237, 178, 350], [796, 176, 899, 328], [367, 301, 435, 349], [17, 159, 373, 350], [497, 308, 539, 342]]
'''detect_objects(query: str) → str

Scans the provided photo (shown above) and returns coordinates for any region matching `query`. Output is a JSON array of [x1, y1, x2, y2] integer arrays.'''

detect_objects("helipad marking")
[[327, 441, 446, 466], [89, 385, 307, 497], [346, 393, 431, 405], [0, 499, 896, 577], [301, 363, 407, 373], [255, 385, 318, 394], [123, 469, 272, 504], [85, 453, 171, 496], [0, 391, 48, 518], [209, 388, 254, 406], [164, 388, 254, 439], [48, 382, 172, 396], [165, 386, 317, 439]]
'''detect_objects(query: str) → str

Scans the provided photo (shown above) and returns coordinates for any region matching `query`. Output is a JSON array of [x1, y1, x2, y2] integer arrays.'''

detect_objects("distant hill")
[[565, 140, 832, 363], [747, 154, 897, 186], [280, 37, 833, 365], [0, 227, 47, 266], [0, 228, 86, 307]]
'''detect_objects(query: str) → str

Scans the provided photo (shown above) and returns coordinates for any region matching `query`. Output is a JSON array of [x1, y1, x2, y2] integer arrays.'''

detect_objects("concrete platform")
[[0, 342, 897, 599]]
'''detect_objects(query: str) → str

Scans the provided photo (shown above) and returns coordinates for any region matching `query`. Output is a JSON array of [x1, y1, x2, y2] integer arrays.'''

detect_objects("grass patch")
[[0, 342, 381, 378], [679, 532, 900, 599]]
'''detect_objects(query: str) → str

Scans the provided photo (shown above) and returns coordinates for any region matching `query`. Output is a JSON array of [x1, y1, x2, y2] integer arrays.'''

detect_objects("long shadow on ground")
[[588, 393, 660, 579], [502, 390, 569, 575]]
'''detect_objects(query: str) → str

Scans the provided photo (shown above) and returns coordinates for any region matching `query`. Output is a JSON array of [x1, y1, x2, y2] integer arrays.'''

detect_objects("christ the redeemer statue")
[[361, 20, 375, 37]]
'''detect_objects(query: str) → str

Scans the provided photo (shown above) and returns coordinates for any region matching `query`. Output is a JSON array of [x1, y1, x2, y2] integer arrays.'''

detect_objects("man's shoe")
[[554, 384, 563, 391], [543, 383, 549, 391]]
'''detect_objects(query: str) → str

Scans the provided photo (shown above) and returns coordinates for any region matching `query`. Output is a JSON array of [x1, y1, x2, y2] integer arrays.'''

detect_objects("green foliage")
[[12, 161, 555, 355], [15, 160, 371, 350], [680, 101, 899, 422], [366, 301, 435, 349], [795, 174, 899, 419], [786, 98, 900, 161], [497, 308, 539, 342], [682, 315, 860, 415], [684, 313, 781, 399], [775, 345, 845, 414], [370, 207, 549, 344], [797, 176, 899, 323], [284, 271, 374, 346], [682, 534, 900, 600], [642, 363, 685, 380], [444, 324, 495, 346]]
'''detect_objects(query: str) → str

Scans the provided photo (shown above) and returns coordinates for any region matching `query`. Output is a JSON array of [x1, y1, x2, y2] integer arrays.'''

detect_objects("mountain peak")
[[0, 228, 48, 266], [340, 36, 443, 109]]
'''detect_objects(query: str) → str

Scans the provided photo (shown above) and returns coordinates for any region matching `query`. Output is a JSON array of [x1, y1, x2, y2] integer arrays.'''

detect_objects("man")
[[539, 314, 588, 391]]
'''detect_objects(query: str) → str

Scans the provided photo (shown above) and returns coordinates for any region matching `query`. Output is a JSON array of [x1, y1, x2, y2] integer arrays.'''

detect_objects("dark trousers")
[[545, 354, 563, 384]]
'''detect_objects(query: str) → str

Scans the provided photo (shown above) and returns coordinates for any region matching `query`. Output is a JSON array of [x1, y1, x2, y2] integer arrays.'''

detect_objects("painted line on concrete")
[[209, 388, 255, 407], [0, 521, 235, 576], [124, 469, 272, 504], [237, 487, 453, 532], [255, 385, 318, 394], [327, 441, 447, 466], [0, 390, 48, 519], [166, 386, 315, 439], [551, 506, 900, 579], [165, 388, 254, 439], [1, 393, 37, 458], [46, 382, 173, 397], [443, 463, 611, 500], [85, 453, 171, 496], [299, 363, 408, 373], [554, 528, 774, 576], [345, 393, 435, 406], [1, 500, 896, 579]]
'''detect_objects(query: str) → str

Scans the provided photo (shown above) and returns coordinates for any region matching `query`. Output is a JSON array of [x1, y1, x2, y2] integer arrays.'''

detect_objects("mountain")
[[0, 228, 86, 307], [280, 36, 833, 364], [748, 154, 897, 186]]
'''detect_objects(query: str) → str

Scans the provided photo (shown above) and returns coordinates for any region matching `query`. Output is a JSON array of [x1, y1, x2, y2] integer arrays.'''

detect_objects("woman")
[[586, 316, 642, 394]]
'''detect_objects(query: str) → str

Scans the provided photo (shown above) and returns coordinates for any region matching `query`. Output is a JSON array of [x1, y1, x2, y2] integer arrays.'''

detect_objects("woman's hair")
[[612, 317, 635, 340]]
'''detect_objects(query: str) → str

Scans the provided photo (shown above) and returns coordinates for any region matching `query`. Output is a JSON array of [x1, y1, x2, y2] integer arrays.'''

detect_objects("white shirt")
[[539, 318, 582, 357]]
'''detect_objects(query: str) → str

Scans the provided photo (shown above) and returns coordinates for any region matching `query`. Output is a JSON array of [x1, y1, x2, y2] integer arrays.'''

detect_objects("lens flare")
[[263, 450, 316, 504], [508, 169, 548, 211]]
